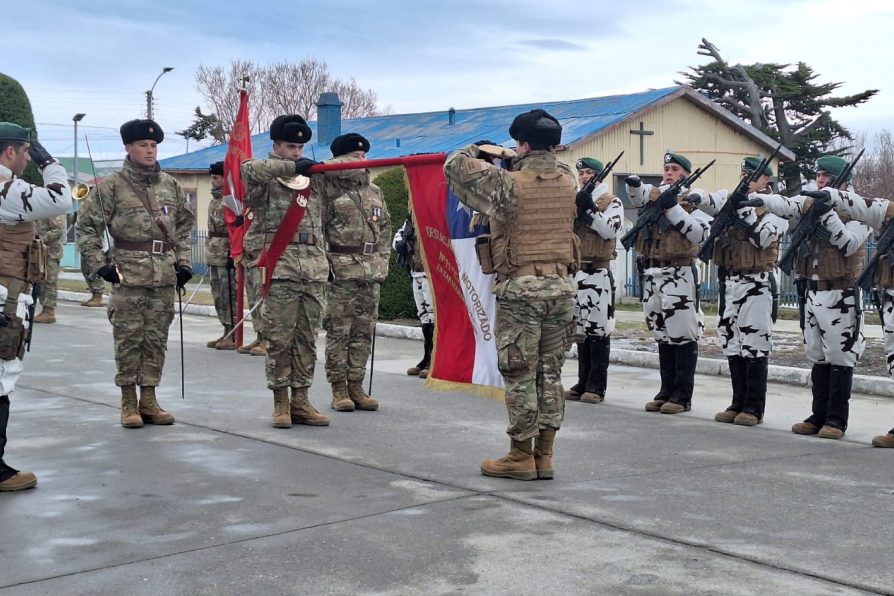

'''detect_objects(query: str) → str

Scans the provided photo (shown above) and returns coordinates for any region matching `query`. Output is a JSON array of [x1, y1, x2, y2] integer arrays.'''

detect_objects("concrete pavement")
[[2, 302, 894, 594]]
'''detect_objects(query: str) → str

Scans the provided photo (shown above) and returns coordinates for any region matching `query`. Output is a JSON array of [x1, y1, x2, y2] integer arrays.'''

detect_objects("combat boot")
[[272, 387, 291, 428], [872, 430, 894, 448], [480, 438, 537, 480], [34, 308, 56, 324], [738, 356, 768, 425], [646, 343, 676, 411], [566, 340, 590, 400], [533, 429, 556, 480], [330, 381, 355, 412], [408, 322, 433, 376], [347, 380, 379, 411], [581, 336, 609, 404], [249, 339, 267, 356], [237, 338, 259, 354], [819, 365, 853, 439], [138, 386, 175, 425], [120, 385, 143, 428], [206, 336, 223, 348], [660, 342, 697, 414], [215, 328, 236, 351], [290, 387, 330, 426], [715, 356, 747, 423], [81, 291, 104, 307], [0, 471, 37, 492]]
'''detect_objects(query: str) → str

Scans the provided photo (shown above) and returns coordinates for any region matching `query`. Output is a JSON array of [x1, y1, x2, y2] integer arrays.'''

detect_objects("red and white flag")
[[222, 88, 252, 260]]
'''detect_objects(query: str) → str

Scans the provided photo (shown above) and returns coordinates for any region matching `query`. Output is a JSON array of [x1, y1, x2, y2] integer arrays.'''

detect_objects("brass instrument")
[[72, 183, 92, 201]]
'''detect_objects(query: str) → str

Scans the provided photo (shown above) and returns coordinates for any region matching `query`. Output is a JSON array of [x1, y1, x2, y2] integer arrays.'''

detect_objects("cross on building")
[[630, 121, 654, 166]]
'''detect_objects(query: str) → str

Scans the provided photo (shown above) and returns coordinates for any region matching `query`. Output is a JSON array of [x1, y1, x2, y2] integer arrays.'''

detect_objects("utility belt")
[[639, 257, 693, 269], [0, 275, 28, 361], [580, 258, 611, 273], [290, 232, 317, 246], [805, 279, 855, 291], [329, 242, 376, 255], [726, 266, 773, 276], [208, 231, 229, 239], [113, 238, 174, 254]]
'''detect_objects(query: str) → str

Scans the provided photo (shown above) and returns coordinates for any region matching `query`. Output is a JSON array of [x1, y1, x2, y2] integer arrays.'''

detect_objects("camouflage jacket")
[[444, 146, 576, 300], [241, 153, 328, 282], [77, 158, 194, 288], [317, 155, 391, 283], [36, 214, 66, 260], [204, 187, 230, 267]]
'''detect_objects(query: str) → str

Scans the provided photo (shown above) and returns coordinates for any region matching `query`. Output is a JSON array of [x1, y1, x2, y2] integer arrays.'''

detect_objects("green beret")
[[0, 122, 31, 142], [742, 156, 773, 177], [816, 155, 850, 181], [576, 157, 604, 173], [664, 151, 691, 173]]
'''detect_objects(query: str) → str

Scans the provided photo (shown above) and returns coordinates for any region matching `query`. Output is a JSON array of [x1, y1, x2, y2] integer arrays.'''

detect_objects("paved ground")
[[2, 301, 894, 595]]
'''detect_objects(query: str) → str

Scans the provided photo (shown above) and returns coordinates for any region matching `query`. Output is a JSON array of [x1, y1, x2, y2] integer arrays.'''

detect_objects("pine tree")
[[0, 73, 41, 184]]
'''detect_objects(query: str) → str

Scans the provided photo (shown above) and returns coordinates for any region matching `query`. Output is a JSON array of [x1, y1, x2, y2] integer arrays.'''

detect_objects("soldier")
[[77, 196, 105, 307], [33, 214, 66, 324], [204, 161, 237, 350], [320, 133, 391, 412], [241, 114, 330, 428], [77, 119, 194, 428], [755, 155, 870, 440], [444, 109, 577, 481], [686, 157, 788, 425], [392, 213, 433, 378], [0, 122, 71, 491], [625, 153, 711, 414], [566, 157, 623, 404]]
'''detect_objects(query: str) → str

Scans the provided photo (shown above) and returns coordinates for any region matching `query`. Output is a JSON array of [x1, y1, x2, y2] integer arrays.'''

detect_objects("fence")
[[191, 230, 209, 275]]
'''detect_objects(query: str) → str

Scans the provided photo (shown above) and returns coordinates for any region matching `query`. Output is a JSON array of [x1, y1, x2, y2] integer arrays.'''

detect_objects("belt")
[[290, 232, 317, 245], [580, 259, 611, 272], [329, 242, 376, 255], [208, 232, 228, 238], [114, 239, 173, 254], [806, 279, 854, 291], [728, 267, 772, 276], [640, 257, 692, 268]]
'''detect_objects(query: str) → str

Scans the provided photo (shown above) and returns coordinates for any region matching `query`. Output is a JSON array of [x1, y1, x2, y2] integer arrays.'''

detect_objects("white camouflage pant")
[[573, 268, 615, 337], [642, 265, 704, 345], [718, 271, 774, 358], [803, 287, 865, 367], [879, 289, 894, 377], [411, 271, 433, 324]]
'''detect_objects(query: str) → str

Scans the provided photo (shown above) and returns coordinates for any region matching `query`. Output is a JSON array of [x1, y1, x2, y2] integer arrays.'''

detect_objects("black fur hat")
[[508, 109, 562, 146], [209, 161, 224, 175], [120, 119, 164, 144], [330, 133, 370, 157], [270, 114, 312, 143]]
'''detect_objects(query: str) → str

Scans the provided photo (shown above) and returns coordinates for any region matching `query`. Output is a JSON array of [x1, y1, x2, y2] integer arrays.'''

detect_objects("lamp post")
[[72, 113, 86, 186], [146, 66, 174, 120]]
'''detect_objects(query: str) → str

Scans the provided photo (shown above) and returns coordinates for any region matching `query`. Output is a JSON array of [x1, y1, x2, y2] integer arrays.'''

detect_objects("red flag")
[[222, 89, 252, 260]]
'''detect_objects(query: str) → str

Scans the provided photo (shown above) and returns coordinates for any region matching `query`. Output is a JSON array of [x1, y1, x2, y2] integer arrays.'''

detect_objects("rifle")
[[577, 151, 625, 217], [395, 216, 416, 274], [697, 144, 783, 263], [857, 208, 894, 295], [25, 283, 40, 352], [778, 149, 865, 276], [620, 159, 716, 251]]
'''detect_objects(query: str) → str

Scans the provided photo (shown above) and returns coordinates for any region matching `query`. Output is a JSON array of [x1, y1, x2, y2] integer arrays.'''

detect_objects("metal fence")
[[191, 230, 209, 275]]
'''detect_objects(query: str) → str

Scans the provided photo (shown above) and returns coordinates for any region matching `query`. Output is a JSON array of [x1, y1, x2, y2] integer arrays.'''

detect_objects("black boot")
[[0, 395, 18, 482], [582, 336, 610, 403], [736, 357, 768, 426], [407, 323, 434, 376], [820, 365, 853, 438], [646, 342, 676, 411], [715, 356, 747, 423], [793, 363, 831, 434], [567, 341, 590, 400], [661, 342, 698, 414]]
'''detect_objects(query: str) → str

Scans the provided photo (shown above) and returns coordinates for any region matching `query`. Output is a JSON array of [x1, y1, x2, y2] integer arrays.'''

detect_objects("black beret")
[[330, 132, 370, 157], [120, 119, 164, 144], [209, 161, 224, 176], [508, 109, 562, 146], [270, 114, 312, 144]]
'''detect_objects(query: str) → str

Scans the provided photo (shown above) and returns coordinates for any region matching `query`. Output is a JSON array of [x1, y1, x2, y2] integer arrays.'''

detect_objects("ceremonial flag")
[[222, 88, 252, 260]]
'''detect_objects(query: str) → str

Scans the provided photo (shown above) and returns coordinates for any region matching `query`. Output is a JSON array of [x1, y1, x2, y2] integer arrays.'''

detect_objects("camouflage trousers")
[[572, 267, 615, 338], [804, 287, 865, 367], [261, 279, 327, 390], [209, 265, 237, 330], [243, 264, 263, 334], [411, 271, 433, 324], [496, 296, 573, 441], [880, 289, 894, 377], [80, 252, 104, 293], [107, 285, 175, 387], [36, 255, 61, 309], [642, 265, 704, 345], [718, 271, 775, 359], [324, 280, 380, 383]]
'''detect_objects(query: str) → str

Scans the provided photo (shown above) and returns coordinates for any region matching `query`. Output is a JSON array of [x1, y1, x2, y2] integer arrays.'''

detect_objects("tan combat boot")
[[817, 425, 844, 440], [237, 338, 259, 354], [872, 432, 894, 448], [290, 387, 330, 426], [480, 438, 537, 480], [120, 385, 143, 428], [139, 386, 175, 425], [347, 380, 379, 411], [0, 471, 37, 492], [330, 381, 355, 412], [534, 429, 556, 480], [272, 387, 291, 428], [714, 409, 738, 423], [215, 329, 237, 351], [733, 412, 761, 426], [580, 391, 603, 404], [34, 308, 56, 324], [81, 291, 104, 307], [791, 421, 819, 435], [249, 340, 267, 356]]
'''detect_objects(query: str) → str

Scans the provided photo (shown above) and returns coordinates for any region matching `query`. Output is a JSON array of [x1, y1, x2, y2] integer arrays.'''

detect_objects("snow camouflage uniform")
[[320, 153, 391, 411], [34, 214, 65, 312], [688, 164, 788, 425], [205, 185, 236, 341], [760, 178, 870, 437], [626, 166, 710, 414], [392, 216, 434, 377]]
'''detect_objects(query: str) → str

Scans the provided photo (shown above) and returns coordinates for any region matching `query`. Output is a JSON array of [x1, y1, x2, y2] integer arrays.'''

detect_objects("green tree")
[[176, 106, 225, 147], [0, 73, 41, 184], [373, 167, 416, 320], [678, 39, 878, 193]]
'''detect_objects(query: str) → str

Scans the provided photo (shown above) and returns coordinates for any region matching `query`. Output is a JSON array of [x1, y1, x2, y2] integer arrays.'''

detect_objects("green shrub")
[[374, 167, 416, 321], [0, 73, 41, 184]]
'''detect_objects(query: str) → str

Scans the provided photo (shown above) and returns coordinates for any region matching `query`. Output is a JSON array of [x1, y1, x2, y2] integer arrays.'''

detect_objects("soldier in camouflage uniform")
[[566, 157, 623, 404], [1, 123, 70, 492], [241, 114, 330, 429], [687, 157, 788, 426], [204, 161, 237, 350], [77, 196, 105, 307], [320, 133, 391, 412], [77, 119, 194, 429], [625, 152, 711, 414], [755, 155, 870, 440], [393, 213, 434, 378], [33, 214, 66, 324], [445, 109, 577, 481]]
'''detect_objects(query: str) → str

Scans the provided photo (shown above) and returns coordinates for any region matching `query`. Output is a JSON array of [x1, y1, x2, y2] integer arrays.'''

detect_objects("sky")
[[5, 0, 894, 161]]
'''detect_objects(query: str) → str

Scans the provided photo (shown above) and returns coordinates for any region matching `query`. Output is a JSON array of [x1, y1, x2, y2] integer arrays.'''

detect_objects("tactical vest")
[[575, 192, 617, 267], [634, 187, 698, 261], [793, 200, 866, 283], [877, 201, 894, 288], [0, 221, 35, 283], [713, 208, 779, 273], [491, 169, 576, 278]]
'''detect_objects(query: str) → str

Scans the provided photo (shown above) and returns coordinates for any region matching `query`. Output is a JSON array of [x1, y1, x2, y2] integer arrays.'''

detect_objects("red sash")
[[256, 187, 312, 296]]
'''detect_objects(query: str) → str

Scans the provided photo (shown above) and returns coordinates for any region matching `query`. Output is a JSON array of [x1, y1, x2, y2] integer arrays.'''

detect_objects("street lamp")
[[72, 113, 86, 185], [146, 66, 174, 120]]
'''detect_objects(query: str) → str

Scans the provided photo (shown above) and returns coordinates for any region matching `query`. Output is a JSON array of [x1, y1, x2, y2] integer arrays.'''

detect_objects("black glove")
[[175, 264, 193, 290], [28, 139, 55, 169], [96, 263, 120, 284], [811, 193, 833, 217], [577, 210, 595, 226], [575, 189, 593, 213], [234, 214, 245, 227], [293, 158, 319, 176], [659, 188, 679, 210], [625, 175, 642, 188], [0, 313, 9, 328], [730, 190, 750, 210], [226, 256, 235, 270]]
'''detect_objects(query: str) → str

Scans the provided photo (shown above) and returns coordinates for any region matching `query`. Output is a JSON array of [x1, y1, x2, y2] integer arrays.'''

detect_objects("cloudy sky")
[[6, 0, 893, 160]]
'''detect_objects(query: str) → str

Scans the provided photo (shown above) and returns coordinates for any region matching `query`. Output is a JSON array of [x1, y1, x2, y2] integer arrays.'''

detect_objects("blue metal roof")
[[160, 87, 682, 170]]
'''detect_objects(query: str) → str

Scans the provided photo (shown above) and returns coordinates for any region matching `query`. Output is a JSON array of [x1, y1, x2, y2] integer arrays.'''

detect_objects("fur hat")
[[330, 133, 370, 157], [209, 161, 224, 176], [508, 109, 562, 147], [120, 119, 164, 144], [270, 115, 312, 144]]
